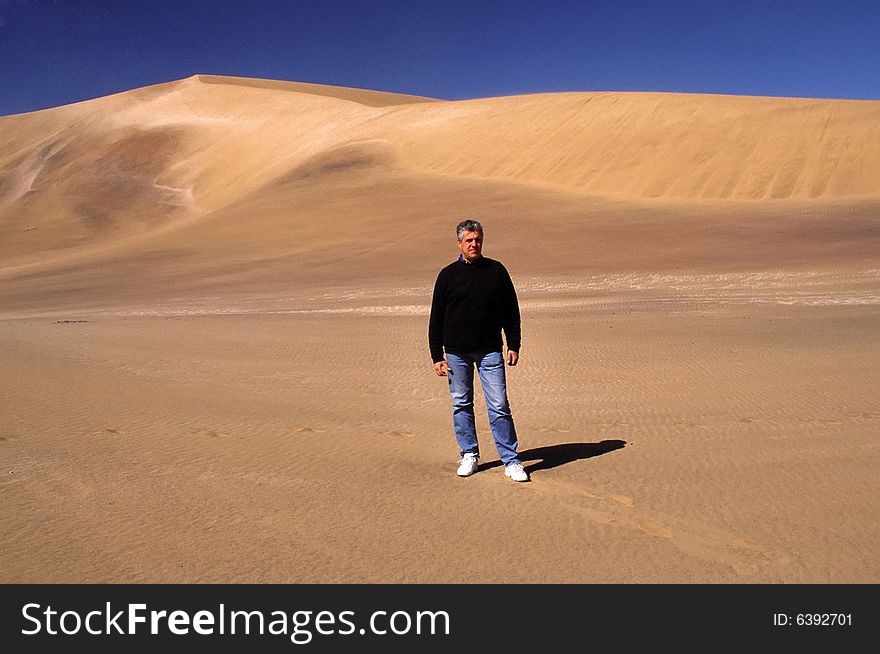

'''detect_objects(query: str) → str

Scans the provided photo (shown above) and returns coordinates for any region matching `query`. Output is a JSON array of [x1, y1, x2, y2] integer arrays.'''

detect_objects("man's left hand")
[[507, 350, 519, 366]]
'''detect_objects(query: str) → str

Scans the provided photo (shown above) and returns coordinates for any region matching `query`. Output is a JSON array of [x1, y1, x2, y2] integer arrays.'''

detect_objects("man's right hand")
[[433, 360, 449, 377]]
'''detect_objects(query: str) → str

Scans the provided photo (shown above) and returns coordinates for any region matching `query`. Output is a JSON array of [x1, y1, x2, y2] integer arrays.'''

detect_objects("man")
[[428, 219, 529, 482]]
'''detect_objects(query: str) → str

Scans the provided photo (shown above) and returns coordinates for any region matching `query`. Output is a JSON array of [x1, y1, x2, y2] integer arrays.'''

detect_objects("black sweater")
[[428, 256, 521, 363]]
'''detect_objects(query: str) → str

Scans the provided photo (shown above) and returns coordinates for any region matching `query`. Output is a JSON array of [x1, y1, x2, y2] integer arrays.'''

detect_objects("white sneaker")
[[457, 453, 479, 477], [504, 462, 529, 482]]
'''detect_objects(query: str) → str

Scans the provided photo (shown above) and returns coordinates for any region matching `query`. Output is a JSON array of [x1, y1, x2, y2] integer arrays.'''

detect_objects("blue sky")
[[1, 0, 878, 115]]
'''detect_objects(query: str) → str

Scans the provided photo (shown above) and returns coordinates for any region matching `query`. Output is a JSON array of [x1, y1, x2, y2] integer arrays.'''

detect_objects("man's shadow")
[[482, 440, 626, 474]]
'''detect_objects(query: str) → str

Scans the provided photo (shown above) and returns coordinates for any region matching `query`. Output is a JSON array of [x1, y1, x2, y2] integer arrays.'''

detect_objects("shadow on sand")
[[482, 440, 627, 474]]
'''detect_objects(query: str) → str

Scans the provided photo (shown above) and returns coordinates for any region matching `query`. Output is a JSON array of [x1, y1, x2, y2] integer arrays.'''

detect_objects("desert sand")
[[1, 76, 878, 582]]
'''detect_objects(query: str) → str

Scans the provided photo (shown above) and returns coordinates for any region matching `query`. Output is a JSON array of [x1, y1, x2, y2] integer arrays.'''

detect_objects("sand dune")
[[2, 75, 879, 271], [2, 74, 879, 311], [1, 76, 878, 583]]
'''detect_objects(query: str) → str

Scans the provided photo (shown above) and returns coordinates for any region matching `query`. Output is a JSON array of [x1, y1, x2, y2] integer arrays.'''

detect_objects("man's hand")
[[434, 360, 449, 376], [507, 350, 519, 366]]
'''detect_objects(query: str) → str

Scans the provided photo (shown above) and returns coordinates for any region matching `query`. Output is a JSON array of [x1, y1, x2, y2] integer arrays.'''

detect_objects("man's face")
[[457, 230, 483, 262]]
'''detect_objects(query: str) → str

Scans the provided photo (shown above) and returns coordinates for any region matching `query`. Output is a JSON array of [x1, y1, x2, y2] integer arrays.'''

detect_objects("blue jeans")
[[446, 351, 521, 466]]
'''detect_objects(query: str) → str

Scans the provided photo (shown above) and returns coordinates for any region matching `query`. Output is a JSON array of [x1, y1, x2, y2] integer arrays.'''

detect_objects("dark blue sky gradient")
[[1, 0, 878, 116]]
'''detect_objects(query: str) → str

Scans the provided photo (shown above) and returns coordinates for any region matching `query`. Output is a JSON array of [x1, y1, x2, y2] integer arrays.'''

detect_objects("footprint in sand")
[[289, 425, 326, 434], [609, 494, 635, 507], [528, 476, 790, 576], [537, 426, 572, 434], [191, 429, 230, 438], [386, 430, 415, 437], [642, 519, 675, 539], [87, 428, 126, 437]]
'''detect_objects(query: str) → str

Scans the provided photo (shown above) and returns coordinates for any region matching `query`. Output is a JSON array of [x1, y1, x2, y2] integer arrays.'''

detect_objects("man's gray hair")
[[456, 219, 483, 241]]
